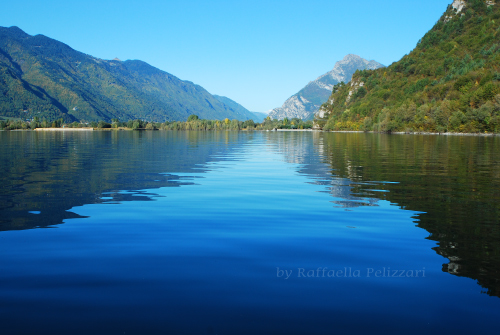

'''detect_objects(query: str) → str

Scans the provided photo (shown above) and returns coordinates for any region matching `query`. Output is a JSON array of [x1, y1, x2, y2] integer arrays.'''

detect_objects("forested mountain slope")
[[317, 0, 500, 133], [213, 95, 262, 121], [0, 26, 250, 122]]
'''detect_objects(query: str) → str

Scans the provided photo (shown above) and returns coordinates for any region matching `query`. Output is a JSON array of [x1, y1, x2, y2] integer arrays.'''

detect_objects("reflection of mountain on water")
[[271, 132, 500, 298], [314, 177, 380, 208], [264, 132, 380, 208], [3, 131, 499, 298], [0, 131, 249, 231]]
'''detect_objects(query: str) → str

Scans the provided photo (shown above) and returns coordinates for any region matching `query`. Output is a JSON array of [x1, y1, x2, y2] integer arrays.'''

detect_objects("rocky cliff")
[[268, 54, 384, 120]]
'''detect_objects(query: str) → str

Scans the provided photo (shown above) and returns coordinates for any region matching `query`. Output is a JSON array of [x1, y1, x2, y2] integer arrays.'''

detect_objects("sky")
[[1, 0, 452, 113]]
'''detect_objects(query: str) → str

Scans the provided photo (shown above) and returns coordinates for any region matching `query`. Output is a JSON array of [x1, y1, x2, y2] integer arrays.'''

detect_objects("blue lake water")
[[0, 131, 499, 334]]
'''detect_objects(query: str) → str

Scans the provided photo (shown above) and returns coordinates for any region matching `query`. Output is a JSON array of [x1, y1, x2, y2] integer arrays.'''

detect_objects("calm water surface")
[[0, 131, 499, 334]]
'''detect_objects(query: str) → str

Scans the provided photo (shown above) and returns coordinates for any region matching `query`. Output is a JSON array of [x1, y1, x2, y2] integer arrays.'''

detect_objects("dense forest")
[[316, 0, 500, 133]]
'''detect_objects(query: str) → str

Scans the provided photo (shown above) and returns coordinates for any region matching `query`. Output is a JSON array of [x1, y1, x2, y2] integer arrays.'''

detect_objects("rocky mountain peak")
[[268, 54, 384, 121]]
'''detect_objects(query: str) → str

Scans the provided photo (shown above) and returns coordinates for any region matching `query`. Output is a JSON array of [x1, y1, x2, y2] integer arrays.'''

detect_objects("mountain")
[[213, 95, 264, 121], [0, 26, 250, 122], [268, 54, 384, 121], [251, 112, 268, 122], [317, 0, 500, 133]]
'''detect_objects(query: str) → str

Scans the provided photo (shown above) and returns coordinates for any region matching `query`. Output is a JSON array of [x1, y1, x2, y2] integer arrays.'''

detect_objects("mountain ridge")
[[268, 54, 384, 121], [213, 95, 264, 121], [0, 26, 254, 122]]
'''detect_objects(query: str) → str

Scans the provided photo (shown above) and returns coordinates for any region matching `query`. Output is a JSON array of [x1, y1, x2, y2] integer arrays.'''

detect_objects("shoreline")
[[1, 128, 499, 137], [271, 129, 500, 136], [34, 128, 94, 131], [273, 129, 314, 132], [320, 130, 500, 137], [390, 131, 500, 137]]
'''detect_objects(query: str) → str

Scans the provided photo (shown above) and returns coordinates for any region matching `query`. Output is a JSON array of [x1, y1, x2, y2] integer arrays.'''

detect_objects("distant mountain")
[[317, 0, 500, 134], [0, 26, 250, 122], [251, 112, 268, 123], [213, 95, 263, 121], [268, 54, 385, 120]]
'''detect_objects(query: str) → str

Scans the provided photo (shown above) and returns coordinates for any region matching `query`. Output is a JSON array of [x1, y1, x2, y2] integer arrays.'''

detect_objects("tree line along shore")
[[0, 115, 314, 131], [2, 113, 499, 134]]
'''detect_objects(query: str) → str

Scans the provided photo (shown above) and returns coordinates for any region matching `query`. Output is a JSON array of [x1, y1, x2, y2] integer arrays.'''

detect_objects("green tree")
[[242, 120, 255, 129], [97, 121, 111, 128]]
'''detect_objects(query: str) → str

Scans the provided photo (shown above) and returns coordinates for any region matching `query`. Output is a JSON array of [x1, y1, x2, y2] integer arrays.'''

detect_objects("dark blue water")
[[1, 131, 499, 334]]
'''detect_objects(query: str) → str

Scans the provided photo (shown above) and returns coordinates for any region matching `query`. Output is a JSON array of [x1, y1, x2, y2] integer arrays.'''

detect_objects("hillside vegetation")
[[0, 27, 253, 123], [316, 0, 500, 133]]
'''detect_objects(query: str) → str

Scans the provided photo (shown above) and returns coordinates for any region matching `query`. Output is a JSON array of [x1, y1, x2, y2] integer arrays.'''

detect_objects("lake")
[[1, 130, 499, 334]]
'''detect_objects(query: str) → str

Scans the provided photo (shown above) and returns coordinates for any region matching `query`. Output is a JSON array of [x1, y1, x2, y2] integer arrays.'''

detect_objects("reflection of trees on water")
[[0, 131, 250, 231], [271, 131, 500, 298], [2, 130, 499, 297]]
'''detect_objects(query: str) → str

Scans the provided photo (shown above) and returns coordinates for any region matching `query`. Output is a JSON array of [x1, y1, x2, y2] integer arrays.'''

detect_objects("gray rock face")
[[452, 0, 467, 13], [268, 54, 384, 120]]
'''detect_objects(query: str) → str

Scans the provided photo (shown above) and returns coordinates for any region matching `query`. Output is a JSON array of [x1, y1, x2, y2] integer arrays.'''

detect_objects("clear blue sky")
[[2, 0, 452, 113]]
